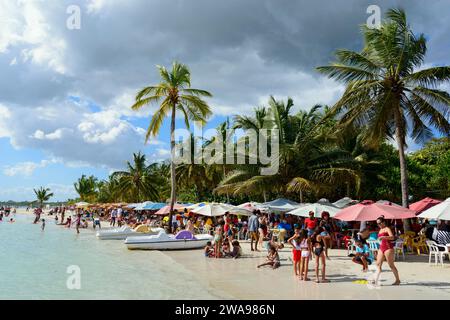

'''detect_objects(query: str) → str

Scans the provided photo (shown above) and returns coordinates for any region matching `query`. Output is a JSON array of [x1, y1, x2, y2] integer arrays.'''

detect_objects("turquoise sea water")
[[0, 214, 222, 300]]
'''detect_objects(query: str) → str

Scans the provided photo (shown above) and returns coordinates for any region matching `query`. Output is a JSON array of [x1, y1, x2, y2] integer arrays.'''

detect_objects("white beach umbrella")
[[332, 197, 359, 208], [418, 198, 450, 220], [263, 198, 302, 212], [75, 202, 89, 208], [287, 199, 340, 218], [189, 203, 252, 217]]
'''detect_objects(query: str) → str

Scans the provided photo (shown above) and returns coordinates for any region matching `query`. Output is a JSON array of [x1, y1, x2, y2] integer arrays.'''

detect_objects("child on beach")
[[229, 240, 242, 259], [311, 227, 329, 283], [257, 246, 280, 269], [288, 227, 302, 277], [204, 241, 214, 257], [352, 239, 373, 272], [214, 223, 224, 259], [299, 229, 311, 281]]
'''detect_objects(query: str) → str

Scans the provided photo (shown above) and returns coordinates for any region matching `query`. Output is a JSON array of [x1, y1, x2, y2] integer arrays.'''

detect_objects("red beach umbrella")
[[154, 204, 186, 216], [334, 200, 416, 221], [409, 197, 442, 215]]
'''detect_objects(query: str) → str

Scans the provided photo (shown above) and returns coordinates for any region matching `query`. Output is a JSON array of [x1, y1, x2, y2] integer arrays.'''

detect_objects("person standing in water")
[[41, 219, 46, 231], [75, 213, 82, 234], [374, 216, 400, 286]]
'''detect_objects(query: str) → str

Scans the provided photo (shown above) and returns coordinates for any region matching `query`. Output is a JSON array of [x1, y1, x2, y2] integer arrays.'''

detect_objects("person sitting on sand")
[[352, 239, 373, 272], [65, 216, 72, 228], [229, 240, 242, 259], [257, 246, 280, 269], [9, 218, 15, 223], [222, 240, 231, 257], [204, 241, 214, 258]]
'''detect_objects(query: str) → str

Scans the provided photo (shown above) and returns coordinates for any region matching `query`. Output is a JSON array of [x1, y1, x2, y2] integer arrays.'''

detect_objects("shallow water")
[[0, 214, 225, 299]]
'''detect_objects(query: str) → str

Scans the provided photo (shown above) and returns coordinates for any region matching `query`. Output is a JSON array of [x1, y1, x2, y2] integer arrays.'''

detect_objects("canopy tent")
[[287, 199, 340, 218], [334, 200, 416, 221], [262, 198, 302, 212], [332, 197, 359, 208], [418, 198, 450, 220], [410, 197, 442, 215], [189, 203, 252, 217]]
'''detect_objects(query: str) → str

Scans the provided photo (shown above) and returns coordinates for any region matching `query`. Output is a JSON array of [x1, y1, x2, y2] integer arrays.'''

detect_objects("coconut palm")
[[74, 175, 98, 202], [33, 187, 54, 208], [317, 8, 450, 224], [131, 62, 212, 232], [111, 152, 159, 202]]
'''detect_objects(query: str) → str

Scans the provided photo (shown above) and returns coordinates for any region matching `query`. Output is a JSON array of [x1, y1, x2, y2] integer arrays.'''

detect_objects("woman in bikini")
[[319, 211, 334, 260], [214, 222, 224, 259], [311, 227, 329, 283], [299, 229, 311, 281], [374, 216, 400, 286]]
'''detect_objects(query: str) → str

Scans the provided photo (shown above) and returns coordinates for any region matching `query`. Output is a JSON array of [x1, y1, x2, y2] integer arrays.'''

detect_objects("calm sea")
[[0, 214, 222, 299]]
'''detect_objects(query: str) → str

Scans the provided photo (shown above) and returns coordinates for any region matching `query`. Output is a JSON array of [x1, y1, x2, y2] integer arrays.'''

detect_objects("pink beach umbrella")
[[154, 204, 186, 216], [409, 197, 442, 215], [334, 200, 416, 222]]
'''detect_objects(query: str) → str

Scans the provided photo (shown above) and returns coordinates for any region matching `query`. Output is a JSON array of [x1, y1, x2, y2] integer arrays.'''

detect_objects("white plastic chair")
[[394, 238, 405, 261], [347, 239, 356, 255], [426, 240, 441, 266], [366, 239, 380, 259], [437, 243, 450, 266]]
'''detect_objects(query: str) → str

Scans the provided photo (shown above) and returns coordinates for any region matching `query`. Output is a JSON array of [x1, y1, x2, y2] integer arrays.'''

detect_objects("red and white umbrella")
[[334, 200, 416, 222], [409, 197, 442, 215]]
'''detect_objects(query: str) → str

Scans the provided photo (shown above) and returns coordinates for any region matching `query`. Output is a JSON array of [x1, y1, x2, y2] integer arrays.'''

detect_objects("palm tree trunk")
[[299, 190, 304, 203], [395, 119, 411, 232], [168, 105, 177, 233], [223, 165, 230, 203], [263, 190, 267, 203]]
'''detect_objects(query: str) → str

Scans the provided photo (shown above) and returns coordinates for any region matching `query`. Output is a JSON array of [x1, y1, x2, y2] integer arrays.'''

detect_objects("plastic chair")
[[347, 239, 356, 255], [366, 239, 380, 259], [426, 240, 441, 266], [394, 239, 405, 261], [411, 235, 428, 255]]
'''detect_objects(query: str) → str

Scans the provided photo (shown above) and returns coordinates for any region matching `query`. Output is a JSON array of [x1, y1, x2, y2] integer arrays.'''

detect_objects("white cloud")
[[3, 159, 60, 177], [0, 183, 77, 202]]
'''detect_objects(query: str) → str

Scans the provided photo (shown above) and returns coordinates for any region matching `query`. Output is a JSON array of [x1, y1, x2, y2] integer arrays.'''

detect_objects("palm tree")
[[74, 175, 98, 202], [131, 62, 212, 232], [111, 152, 160, 202], [33, 187, 54, 208], [317, 8, 450, 227]]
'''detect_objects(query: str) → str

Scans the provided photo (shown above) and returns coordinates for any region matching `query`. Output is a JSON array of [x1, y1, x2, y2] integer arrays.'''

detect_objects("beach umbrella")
[[154, 204, 188, 215], [376, 200, 403, 207], [334, 200, 416, 221], [418, 198, 450, 221], [189, 203, 252, 217], [135, 202, 166, 211], [237, 202, 264, 212], [332, 197, 359, 208], [263, 198, 302, 212], [287, 199, 340, 218], [75, 202, 89, 208], [409, 197, 442, 215]]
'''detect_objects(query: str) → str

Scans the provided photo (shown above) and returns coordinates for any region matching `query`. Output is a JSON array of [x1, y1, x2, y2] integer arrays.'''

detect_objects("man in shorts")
[[248, 210, 260, 251]]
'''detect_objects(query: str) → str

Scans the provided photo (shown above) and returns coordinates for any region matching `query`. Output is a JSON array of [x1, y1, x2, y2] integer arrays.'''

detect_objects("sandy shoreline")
[[14, 209, 450, 299]]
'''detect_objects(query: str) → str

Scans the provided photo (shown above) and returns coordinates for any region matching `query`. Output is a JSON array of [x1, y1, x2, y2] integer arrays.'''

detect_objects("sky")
[[0, 0, 449, 201]]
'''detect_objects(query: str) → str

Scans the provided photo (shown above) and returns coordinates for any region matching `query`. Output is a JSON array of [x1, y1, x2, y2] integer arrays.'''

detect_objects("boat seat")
[[175, 230, 195, 240]]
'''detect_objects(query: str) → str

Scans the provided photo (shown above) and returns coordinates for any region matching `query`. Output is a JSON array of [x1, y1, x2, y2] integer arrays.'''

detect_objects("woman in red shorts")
[[288, 226, 302, 277], [374, 216, 400, 286]]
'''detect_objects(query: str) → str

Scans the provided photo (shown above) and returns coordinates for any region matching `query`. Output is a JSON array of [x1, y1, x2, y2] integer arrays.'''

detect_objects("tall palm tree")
[[111, 152, 159, 202], [74, 175, 98, 202], [317, 8, 450, 226], [33, 187, 54, 208], [131, 62, 212, 231]]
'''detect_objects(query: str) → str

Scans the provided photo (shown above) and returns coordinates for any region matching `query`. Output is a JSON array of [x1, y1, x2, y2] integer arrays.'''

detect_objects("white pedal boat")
[[125, 230, 213, 250], [96, 225, 164, 240]]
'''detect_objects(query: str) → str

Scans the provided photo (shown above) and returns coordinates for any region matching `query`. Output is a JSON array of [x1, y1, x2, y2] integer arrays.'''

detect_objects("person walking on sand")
[[374, 216, 400, 286], [248, 210, 260, 251]]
